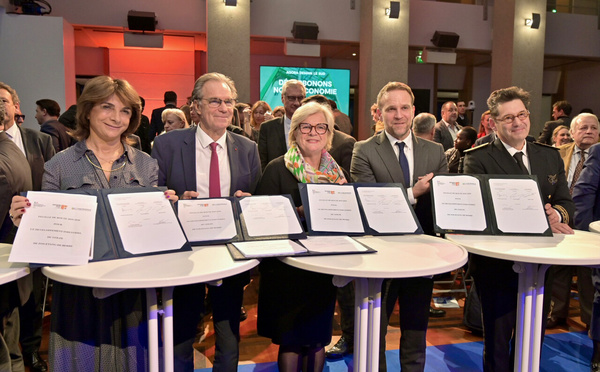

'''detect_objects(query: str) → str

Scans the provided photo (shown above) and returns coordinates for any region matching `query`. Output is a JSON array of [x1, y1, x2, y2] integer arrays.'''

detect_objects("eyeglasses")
[[298, 123, 329, 135], [14, 114, 25, 121], [202, 98, 237, 108], [495, 110, 529, 124], [284, 95, 305, 103]]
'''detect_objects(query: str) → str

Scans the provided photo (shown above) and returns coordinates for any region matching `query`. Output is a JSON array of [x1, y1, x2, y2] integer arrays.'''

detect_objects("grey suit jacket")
[[18, 126, 55, 191], [434, 120, 462, 151], [351, 130, 447, 233], [152, 126, 261, 196]]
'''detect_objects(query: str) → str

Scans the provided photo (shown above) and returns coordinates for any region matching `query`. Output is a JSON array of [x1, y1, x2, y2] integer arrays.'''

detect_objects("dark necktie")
[[513, 152, 528, 175], [209, 142, 221, 197], [569, 150, 586, 195], [396, 142, 410, 187]]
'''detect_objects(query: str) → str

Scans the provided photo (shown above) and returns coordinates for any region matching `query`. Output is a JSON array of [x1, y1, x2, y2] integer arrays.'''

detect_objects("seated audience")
[[247, 100, 272, 142], [551, 125, 571, 147], [412, 113, 436, 141], [162, 108, 189, 133], [445, 126, 477, 173], [272, 106, 285, 118]]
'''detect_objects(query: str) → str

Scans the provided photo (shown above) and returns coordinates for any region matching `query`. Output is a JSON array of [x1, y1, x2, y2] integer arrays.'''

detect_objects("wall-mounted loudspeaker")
[[127, 11, 156, 32], [291, 22, 319, 40], [430, 31, 460, 49]]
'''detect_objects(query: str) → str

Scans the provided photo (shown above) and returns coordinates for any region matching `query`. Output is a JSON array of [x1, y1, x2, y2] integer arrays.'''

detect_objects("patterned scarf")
[[284, 144, 346, 184]]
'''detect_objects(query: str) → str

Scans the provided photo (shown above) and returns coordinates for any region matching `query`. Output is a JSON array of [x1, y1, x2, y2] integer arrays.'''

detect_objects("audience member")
[[235, 102, 251, 130], [0, 100, 31, 372], [134, 96, 152, 154], [463, 86, 574, 372], [149, 90, 177, 142], [351, 81, 447, 371], [161, 108, 189, 133], [256, 102, 345, 372], [247, 100, 272, 142], [153, 72, 261, 372], [272, 106, 285, 118], [1, 82, 54, 372], [456, 100, 470, 126], [258, 80, 306, 170], [548, 113, 599, 329], [551, 125, 571, 147], [572, 142, 600, 372], [14, 108, 25, 126], [35, 98, 74, 153], [370, 102, 384, 134], [58, 104, 77, 130], [328, 99, 353, 135], [434, 101, 462, 151], [477, 110, 492, 138], [445, 126, 477, 173], [412, 112, 436, 141], [537, 100, 572, 145]]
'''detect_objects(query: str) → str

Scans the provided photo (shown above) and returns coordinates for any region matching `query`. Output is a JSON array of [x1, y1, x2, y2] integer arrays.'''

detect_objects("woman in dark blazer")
[[256, 101, 349, 372]]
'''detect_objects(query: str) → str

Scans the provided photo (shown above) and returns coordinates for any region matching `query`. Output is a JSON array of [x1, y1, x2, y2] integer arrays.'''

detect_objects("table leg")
[[354, 278, 369, 372], [367, 278, 383, 372], [513, 262, 550, 372], [162, 286, 175, 372], [146, 288, 159, 372]]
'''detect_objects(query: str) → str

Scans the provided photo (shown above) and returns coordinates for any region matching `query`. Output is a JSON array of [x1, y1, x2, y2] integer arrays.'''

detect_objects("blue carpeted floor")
[[196, 331, 593, 372]]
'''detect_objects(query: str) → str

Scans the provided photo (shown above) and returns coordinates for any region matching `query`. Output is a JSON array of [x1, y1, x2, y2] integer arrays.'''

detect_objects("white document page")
[[10, 191, 97, 265], [108, 192, 187, 254], [306, 184, 364, 233], [488, 178, 549, 234], [299, 235, 368, 253], [238, 195, 303, 237], [232, 239, 307, 258], [356, 186, 418, 233], [178, 199, 237, 242], [432, 175, 487, 231]]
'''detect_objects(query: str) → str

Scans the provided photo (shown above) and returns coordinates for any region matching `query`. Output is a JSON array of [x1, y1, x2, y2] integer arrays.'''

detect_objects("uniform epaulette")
[[531, 141, 559, 150], [464, 142, 491, 153]]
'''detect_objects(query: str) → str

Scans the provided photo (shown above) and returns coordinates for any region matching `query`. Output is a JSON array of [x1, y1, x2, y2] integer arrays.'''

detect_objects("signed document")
[[299, 235, 369, 253], [432, 175, 487, 232], [232, 239, 307, 258], [356, 186, 418, 233], [488, 178, 548, 234], [306, 184, 364, 233], [10, 192, 97, 265], [108, 192, 187, 254], [178, 199, 237, 242], [238, 195, 303, 237]]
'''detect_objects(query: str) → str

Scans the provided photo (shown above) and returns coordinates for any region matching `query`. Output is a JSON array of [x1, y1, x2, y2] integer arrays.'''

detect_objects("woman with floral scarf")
[[256, 101, 348, 372]]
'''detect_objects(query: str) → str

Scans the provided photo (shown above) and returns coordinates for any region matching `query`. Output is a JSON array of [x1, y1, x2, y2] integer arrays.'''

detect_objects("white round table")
[[447, 231, 600, 372], [0, 244, 30, 285], [281, 235, 468, 372], [42, 245, 258, 372], [590, 221, 600, 234]]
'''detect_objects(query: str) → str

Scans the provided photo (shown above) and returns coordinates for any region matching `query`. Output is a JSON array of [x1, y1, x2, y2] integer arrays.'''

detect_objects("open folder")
[[298, 183, 423, 235], [430, 174, 552, 236], [10, 188, 191, 266]]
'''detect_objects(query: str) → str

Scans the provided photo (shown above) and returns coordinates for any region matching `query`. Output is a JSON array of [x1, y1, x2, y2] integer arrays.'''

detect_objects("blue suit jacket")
[[152, 126, 261, 196], [573, 142, 600, 231]]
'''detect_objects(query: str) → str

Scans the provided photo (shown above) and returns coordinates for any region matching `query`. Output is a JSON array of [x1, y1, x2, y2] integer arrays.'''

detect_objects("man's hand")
[[545, 203, 574, 234], [412, 172, 434, 199], [182, 191, 200, 200], [233, 190, 251, 197]]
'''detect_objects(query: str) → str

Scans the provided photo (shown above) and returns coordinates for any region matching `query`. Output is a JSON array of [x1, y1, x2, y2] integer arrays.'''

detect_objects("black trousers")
[[379, 277, 433, 372]]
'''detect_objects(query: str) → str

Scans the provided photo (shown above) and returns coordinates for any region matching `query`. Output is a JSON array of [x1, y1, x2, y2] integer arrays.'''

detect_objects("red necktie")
[[209, 142, 221, 197]]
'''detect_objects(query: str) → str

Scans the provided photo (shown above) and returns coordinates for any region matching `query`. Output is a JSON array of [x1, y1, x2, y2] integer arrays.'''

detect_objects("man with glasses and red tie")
[[463, 86, 574, 372], [258, 79, 306, 170], [152, 72, 261, 372]]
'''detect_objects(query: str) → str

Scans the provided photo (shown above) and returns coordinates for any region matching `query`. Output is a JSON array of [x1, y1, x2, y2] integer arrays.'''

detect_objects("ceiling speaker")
[[127, 11, 156, 32], [431, 31, 460, 49], [291, 22, 319, 40]]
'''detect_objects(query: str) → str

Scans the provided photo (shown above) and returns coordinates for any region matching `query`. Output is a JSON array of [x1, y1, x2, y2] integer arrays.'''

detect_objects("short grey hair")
[[191, 72, 237, 102], [570, 113, 599, 132], [412, 113, 436, 135]]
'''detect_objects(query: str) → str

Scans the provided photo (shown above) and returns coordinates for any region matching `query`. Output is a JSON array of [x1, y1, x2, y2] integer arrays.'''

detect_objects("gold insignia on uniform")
[[548, 174, 558, 185]]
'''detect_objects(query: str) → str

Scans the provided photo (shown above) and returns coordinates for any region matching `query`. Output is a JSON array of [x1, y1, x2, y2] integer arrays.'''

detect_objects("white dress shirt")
[[385, 130, 417, 204]]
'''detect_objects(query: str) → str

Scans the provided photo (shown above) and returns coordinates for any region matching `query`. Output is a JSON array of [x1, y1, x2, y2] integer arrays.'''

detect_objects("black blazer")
[[258, 117, 286, 170], [18, 126, 55, 191]]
